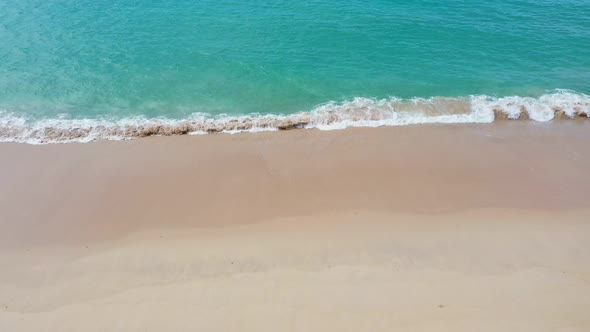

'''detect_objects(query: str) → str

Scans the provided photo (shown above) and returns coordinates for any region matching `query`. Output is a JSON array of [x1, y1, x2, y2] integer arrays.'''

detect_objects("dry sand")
[[1, 122, 589, 331]]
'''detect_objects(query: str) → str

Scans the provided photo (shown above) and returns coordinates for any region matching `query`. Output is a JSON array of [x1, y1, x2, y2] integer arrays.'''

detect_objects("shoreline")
[[1, 91, 589, 144], [1, 122, 590, 331]]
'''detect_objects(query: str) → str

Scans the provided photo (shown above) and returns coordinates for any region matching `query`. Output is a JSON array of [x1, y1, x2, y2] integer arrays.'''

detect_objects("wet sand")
[[1, 122, 590, 331]]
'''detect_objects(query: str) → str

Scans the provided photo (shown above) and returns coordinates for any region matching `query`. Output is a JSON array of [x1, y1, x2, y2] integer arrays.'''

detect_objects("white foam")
[[471, 91, 590, 120], [309, 96, 494, 130], [1, 91, 589, 144]]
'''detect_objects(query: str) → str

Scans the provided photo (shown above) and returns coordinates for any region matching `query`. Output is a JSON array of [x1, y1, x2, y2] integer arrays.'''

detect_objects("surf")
[[1, 91, 588, 144]]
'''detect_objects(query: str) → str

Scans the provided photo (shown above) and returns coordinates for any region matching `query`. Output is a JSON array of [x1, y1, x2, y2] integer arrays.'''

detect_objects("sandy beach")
[[1, 122, 590, 331]]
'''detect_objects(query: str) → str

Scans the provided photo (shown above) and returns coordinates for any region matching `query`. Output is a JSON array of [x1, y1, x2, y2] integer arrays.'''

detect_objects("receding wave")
[[1, 91, 589, 144]]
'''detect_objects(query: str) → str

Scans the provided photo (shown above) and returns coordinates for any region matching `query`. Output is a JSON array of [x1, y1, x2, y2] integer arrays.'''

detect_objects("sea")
[[1, 0, 589, 143]]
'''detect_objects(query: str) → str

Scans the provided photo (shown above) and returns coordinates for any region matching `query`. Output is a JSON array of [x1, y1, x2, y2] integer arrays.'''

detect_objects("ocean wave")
[[1, 91, 589, 144]]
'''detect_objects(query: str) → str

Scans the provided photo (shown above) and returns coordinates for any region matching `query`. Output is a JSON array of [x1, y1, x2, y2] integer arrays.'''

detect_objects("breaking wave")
[[1, 91, 589, 144]]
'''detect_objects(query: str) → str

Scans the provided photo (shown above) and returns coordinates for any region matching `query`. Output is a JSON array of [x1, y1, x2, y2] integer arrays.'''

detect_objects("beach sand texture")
[[1, 122, 590, 331]]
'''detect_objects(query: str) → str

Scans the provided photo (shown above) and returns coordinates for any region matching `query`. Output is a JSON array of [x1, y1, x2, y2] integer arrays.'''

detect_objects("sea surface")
[[1, 0, 589, 143]]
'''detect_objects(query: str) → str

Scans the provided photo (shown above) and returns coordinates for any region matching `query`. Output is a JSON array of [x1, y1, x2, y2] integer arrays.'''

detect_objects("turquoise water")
[[1, 0, 589, 142]]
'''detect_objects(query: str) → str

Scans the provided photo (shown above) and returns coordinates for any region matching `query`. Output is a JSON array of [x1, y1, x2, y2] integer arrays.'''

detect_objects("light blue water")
[[0, 0, 589, 142]]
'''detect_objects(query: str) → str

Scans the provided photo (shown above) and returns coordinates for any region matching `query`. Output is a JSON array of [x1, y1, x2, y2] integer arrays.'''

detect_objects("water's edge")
[[1, 92, 589, 144]]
